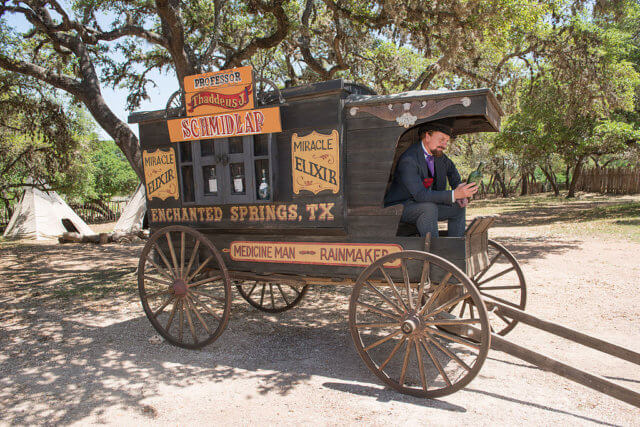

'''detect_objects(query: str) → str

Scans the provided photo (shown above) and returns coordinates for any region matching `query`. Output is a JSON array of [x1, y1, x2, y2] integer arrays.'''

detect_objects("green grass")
[[468, 193, 640, 241]]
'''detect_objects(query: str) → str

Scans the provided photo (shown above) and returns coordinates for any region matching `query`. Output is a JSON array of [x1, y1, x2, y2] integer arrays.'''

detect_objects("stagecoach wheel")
[[138, 225, 232, 349], [165, 89, 185, 118], [464, 239, 526, 336], [236, 281, 309, 313], [349, 250, 490, 398]]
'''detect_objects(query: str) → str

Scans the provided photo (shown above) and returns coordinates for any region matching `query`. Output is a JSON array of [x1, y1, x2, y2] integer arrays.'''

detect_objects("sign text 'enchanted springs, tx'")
[[167, 107, 281, 143], [230, 241, 403, 267]]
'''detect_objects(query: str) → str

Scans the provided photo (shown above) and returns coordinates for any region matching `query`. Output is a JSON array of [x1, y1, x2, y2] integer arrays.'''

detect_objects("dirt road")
[[1, 217, 639, 425]]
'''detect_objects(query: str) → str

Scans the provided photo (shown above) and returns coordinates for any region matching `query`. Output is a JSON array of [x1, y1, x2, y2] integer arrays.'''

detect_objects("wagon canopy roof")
[[345, 88, 504, 136]]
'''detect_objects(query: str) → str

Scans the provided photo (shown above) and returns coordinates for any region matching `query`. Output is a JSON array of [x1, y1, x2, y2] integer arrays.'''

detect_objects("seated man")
[[384, 121, 478, 237]]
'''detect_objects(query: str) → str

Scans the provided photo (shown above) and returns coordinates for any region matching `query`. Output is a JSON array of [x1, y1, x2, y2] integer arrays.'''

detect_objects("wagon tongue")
[[172, 278, 187, 296]]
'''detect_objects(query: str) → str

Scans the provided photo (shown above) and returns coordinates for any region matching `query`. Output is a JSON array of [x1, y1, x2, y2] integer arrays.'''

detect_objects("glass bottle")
[[467, 161, 485, 185], [258, 169, 270, 200]]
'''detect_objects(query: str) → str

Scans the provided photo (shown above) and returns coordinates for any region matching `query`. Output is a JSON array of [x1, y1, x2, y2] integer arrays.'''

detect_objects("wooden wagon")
[[129, 70, 640, 405]]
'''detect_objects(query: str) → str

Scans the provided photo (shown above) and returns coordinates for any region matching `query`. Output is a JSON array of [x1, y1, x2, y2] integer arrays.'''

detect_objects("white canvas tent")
[[113, 184, 147, 234], [3, 187, 96, 240]]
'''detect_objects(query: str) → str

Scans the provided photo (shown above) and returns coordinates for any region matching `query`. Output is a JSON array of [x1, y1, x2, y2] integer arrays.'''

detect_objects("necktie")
[[425, 154, 435, 177]]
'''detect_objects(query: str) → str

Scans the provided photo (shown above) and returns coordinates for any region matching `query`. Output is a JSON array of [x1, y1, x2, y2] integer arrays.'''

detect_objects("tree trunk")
[[540, 165, 560, 196], [494, 172, 509, 198], [565, 165, 572, 190], [566, 156, 586, 198], [520, 173, 528, 196]]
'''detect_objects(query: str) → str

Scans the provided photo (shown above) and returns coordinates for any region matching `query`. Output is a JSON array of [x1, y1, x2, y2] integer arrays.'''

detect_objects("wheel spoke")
[[186, 255, 214, 283], [428, 334, 472, 371], [187, 276, 218, 288], [477, 266, 515, 286], [418, 272, 452, 315], [425, 318, 481, 326], [186, 296, 211, 334], [165, 299, 179, 331], [480, 292, 520, 308], [259, 284, 266, 307], [246, 283, 258, 298], [415, 339, 428, 391], [269, 284, 276, 309], [288, 285, 301, 295], [420, 337, 452, 387], [459, 300, 467, 318], [146, 289, 172, 299], [379, 336, 406, 371], [153, 295, 174, 317], [183, 299, 198, 344], [357, 301, 401, 321], [495, 311, 513, 325], [401, 259, 413, 310], [365, 281, 404, 315], [473, 251, 502, 282], [178, 299, 184, 341], [189, 291, 221, 321], [424, 292, 471, 319], [146, 256, 174, 281], [153, 243, 175, 278], [363, 329, 402, 351], [190, 288, 222, 301], [416, 260, 430, 311], [355, 321, 402, 329], [378, 266, 409, 312], [184, 240, 200, 280], [145, 275, 173, 287], [166, 232, 180, 274], [276, 284, 290, 305], [180, 232, 185, 278], [399, 337, 412, 386], [478, 285, 522, 290], [428, 328, 480, 350]]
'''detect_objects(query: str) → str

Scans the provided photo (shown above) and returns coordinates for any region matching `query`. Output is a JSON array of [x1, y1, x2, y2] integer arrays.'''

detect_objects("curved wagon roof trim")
[[345, 87, 504, 115]]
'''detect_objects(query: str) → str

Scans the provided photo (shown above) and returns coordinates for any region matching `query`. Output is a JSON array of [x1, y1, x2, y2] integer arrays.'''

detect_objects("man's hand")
[[453, 182, 478, 200], [456, 197, 469, 208]]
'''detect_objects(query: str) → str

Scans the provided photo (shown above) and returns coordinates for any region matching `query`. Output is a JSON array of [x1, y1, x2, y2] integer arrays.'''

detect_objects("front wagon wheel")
[[138, 226, 232, 349], [349, 250, 490, 398]]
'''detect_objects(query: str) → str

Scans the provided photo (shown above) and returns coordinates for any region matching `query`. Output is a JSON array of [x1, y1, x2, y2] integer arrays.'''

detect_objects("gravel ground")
[[1, 216, 639, 425]]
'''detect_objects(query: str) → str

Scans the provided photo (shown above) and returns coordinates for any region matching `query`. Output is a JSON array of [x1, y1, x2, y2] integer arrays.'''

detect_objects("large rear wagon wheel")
[[349, 250, 490, 398], [236, 282, 309, 313], [463, 239, 526, 336], [138, 225, 232, 349]]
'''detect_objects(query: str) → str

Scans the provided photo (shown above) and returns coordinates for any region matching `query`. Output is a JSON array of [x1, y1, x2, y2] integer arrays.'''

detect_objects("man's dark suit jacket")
[[384, 142, 462, 206]]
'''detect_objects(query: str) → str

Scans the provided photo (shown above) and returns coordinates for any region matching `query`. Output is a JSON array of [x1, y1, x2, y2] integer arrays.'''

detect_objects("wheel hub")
[[401, 314, 421, 335], [173, 278, 187, 296]]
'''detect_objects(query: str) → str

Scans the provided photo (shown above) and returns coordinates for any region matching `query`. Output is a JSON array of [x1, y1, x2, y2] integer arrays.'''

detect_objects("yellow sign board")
[[229, 241, 402, 267], [292, 130, 340, 194], [167, 107, 282, 142], [143, 148, 179, 201], [183, 66, 253, 93]]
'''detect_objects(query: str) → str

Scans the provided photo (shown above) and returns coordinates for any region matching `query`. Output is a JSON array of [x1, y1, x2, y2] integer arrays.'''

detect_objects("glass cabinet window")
[[202, 166, 218, 195], [181, 165, 195, 202], [255, 159, 270, 200], [229, 136, 244, 154], [253, 134, 269, 156], [201, 140, 215, 157], [178, 134, 273, 204], [179, 142, 192, 162], [229, 163, 246, 195]]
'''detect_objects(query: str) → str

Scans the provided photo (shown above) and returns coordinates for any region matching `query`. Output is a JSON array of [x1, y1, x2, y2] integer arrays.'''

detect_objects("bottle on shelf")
[[467, 161, 485, 186], [258, 169, 270, 200]]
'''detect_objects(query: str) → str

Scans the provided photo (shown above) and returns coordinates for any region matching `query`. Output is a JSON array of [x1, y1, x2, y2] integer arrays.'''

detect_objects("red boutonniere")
[[423, 177, 434, 189]]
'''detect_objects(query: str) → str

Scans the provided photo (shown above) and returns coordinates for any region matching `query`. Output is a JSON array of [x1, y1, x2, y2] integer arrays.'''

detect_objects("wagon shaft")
[[484, 300, 640, 408]]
